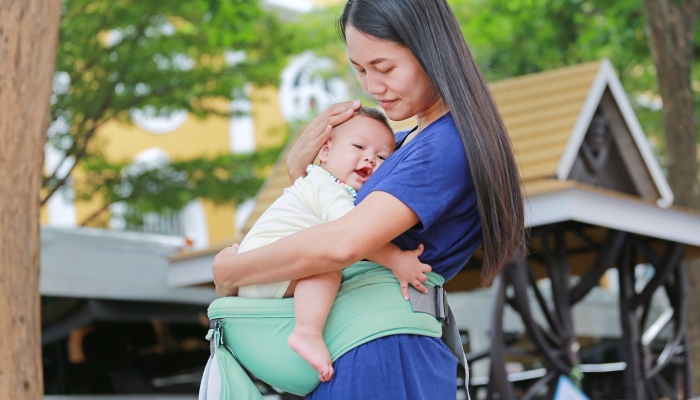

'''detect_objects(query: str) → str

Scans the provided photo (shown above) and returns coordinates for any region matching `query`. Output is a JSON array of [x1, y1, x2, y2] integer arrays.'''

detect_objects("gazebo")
[[463, 59, 700, 399], [168, 60, 700, 399]]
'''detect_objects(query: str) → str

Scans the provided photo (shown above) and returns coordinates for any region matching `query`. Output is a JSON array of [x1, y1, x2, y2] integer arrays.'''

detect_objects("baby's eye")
[[354, 144, 364, 150], [377, 155, 386, 161]]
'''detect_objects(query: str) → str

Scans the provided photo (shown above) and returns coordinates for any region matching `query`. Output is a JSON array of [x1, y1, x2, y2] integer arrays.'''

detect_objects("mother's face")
[[345, 25, 439, 122]]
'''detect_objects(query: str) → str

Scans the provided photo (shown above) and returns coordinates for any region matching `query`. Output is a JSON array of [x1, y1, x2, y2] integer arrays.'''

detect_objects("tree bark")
[[0, 0, 62, 399], [643, 0, 700, 210], [642, 0, 700, 394]]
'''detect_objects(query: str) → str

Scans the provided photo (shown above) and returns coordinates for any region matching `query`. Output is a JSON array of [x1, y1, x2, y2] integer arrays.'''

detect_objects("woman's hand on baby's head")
[[287, 100, 362, 182]]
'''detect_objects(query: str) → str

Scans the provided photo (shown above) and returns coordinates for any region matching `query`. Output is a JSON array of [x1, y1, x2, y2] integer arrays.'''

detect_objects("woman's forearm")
[[212, 191, 419, 289], [213, 219, 358, 288]]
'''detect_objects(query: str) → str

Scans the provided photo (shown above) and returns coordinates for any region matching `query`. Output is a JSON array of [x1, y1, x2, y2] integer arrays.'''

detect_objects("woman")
[[213, 0, 524, 398]]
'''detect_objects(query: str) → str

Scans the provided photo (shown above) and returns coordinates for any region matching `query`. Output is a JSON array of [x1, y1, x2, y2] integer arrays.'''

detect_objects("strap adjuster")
[[208, 318, 235, 358], [435, 286, 448, 324], [408, 285, 449, 324]]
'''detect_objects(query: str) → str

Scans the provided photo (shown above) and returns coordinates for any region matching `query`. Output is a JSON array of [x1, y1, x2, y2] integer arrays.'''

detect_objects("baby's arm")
[[367, 243, 432, 300], [311, 172, 431, 299]]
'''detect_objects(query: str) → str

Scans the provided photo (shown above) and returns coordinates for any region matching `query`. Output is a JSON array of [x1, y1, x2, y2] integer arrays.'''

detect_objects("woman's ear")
[[318, 142, 331, 163]]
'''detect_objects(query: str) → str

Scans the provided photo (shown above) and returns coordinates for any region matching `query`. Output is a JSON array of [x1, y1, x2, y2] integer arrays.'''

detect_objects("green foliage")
[[282, 0, 698, 154], [451, 0, 700, 154], [46, 0, 299, 225], [284, 4, 379, 106], [452, 0, 648, 78], [286, 4, 346, 60], [75, 144, 283, 226]]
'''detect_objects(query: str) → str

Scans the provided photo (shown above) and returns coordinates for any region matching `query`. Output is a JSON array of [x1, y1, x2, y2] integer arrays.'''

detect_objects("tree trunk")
[[0, 1, 62, 398], [642, 0, 700, 394], [643, 0, 700, 210]]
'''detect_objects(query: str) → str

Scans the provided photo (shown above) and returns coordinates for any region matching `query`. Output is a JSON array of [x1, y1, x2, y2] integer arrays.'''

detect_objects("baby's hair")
[[355, 106, 392, 132], [353, 107, 395, 148]]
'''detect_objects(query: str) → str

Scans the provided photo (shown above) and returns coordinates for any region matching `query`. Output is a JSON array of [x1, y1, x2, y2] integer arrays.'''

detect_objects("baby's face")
[[318, 116, 395, 191]]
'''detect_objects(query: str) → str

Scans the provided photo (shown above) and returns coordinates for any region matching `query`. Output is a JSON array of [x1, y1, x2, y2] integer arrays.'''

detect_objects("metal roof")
[[42, 226, 216, 303], [491, 61, 602, 183], [492, 59, 672, 206]]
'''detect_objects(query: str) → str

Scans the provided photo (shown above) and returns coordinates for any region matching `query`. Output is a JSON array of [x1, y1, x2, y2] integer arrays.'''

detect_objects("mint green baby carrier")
[[198, 261, 448, 399]]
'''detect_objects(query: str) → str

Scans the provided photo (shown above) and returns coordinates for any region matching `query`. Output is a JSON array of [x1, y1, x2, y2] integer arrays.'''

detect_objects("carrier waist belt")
[[198, 261, 466, 400]]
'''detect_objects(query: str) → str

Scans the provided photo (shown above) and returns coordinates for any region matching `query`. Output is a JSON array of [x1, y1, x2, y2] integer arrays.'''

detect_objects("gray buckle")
[[408, 285, 449, 324], [209, 318, 235, 358], [435, 286, 448, 324]]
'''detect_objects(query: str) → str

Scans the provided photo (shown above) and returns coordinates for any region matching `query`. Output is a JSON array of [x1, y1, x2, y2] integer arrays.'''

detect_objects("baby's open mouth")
[[355, 166, 372, 180]]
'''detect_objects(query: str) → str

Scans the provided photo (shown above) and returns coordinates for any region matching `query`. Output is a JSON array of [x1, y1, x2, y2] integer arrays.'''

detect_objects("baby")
[[237, 107, 430, 382]]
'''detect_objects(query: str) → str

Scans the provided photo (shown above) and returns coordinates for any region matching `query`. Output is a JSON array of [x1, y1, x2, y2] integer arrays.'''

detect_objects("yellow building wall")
[[62, 87, 287, 244], [97, 99, 231, 161], [251, 86, 288, 149], [201, 199, 236, 243]]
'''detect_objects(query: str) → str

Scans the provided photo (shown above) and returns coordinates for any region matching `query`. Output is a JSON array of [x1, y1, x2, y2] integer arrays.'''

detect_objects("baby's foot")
[[288, 328, 334, 382]]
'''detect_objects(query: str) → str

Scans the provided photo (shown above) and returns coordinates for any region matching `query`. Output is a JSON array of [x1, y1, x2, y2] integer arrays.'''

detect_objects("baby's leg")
[[286, 270, 342, 383]]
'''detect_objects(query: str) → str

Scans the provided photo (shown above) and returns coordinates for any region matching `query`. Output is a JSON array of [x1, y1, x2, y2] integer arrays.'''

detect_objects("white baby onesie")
[[237, 165, 356, 299]]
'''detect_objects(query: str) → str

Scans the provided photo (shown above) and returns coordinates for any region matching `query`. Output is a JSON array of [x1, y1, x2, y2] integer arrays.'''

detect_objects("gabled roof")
[[524, 180, 700, 247], [490, 61, 602, 183], [491, 59, 673, 207]]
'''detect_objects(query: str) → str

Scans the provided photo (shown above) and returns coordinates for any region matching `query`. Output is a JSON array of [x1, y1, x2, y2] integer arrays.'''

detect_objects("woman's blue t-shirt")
[[356, 112, 482, 281], [308, 112, 483, 399]]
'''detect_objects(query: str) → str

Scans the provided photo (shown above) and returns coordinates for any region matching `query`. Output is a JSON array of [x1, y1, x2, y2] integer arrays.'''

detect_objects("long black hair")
[[338, 0, 525, 284]]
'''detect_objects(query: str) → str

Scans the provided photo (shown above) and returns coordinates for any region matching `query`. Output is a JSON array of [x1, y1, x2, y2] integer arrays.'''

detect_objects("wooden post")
[[0, 0, 62, 398], [618, 244, 647, 400]]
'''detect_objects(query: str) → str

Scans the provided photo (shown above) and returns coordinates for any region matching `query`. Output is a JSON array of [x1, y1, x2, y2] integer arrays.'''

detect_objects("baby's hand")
[[388, 244, 432, 300]]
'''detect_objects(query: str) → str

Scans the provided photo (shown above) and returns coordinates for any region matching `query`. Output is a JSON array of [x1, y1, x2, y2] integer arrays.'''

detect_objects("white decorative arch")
[[130, 106, 189, 135], [133, 146, 170, 165], [279, 51, 349, 122]]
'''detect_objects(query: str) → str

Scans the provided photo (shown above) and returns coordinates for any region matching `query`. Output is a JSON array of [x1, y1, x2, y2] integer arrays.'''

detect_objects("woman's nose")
[[365, 71, 384, 95]]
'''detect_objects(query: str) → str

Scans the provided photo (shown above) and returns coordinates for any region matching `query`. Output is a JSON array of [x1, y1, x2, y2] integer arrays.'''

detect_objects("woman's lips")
[[378, 99, 397, 109]]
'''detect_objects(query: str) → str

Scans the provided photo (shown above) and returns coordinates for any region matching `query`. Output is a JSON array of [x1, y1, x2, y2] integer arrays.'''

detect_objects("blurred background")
[[26, 0, 700, 399]]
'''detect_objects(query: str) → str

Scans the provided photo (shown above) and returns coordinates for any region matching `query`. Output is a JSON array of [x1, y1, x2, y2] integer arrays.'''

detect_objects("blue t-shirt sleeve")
[[369, 135, 470, 232]]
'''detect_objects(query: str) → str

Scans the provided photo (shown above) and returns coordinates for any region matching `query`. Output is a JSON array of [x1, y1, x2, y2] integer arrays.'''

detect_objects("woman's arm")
[[286, 100, 362, 182], [213, 191, 419, 290]]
